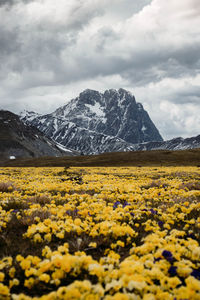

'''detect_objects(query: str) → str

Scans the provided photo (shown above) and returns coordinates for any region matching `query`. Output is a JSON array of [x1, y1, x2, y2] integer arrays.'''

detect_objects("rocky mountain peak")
[[78, 89, 103, 107], [118, 88, 135, 100], [137, 103, 144, 110], [20, 88, 163, 154]]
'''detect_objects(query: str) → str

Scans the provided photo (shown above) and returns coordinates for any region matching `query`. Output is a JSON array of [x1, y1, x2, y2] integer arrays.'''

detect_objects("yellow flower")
[[16, 255, 24, 262], [9, 267, 16, 278], [52, 269, 65, 280], [56, 231, 65, 239], [44, 233, 52, 242], [20, 259, 31, 270], [39, 273, 50, 283], [24, 277, 35, 289], [105, 293, 129, 300], [56, 286, 68, 298], [155, 291, 173, 300], [116, 240, 125, 247], [33, 233, 43, 243], [32, 256, 41, 265], [57, 287, 81, 299], [185, 276, 200, 291], [74, 218, 82, 226], [9, 278, 19, 288], [192, 246, 200, 260], [0, 272, 5, 282], [0, 283, 9, 296], [89, 242, 97, 248], [143, 294, 156, 300]]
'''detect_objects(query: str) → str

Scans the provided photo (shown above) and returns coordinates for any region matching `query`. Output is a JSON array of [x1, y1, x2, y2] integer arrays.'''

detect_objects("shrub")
[[179, 181, 200, 191], [27, 195, 51, 206], [0, 182, 15, 193], [2, 198, 29, 211], [142, 180, 169, 189]]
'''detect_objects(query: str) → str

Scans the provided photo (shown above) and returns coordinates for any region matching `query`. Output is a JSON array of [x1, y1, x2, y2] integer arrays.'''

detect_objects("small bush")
[[2, 198, 29, 211], [142, 180, 169, 189], [179, 181, 200, 191], [0, 181, 15, 193], [28, 195, 51, 206], [20, 209, 52, 226]]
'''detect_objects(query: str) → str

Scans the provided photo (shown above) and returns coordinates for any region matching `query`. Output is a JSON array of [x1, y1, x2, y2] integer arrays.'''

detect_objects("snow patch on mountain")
[[85, 102, 104, 117], [142, 125, 147, 132]]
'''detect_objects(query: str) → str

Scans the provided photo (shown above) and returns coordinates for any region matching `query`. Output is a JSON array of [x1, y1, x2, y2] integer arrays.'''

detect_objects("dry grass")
[[1, 148, 200, 167]]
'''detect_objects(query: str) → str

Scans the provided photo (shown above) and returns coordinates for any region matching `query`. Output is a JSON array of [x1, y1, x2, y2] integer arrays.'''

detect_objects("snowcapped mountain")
[[20, 88, 163, 154], [130, 135, 200, 151], [0, 110, 78, 160], [52, 88, 163, 144]]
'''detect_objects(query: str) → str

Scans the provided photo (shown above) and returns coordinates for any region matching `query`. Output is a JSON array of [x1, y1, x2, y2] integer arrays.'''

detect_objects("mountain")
[[129, 135, 200, 151], [0, 110, 78, 160], [21, 112, 137, 154], [21, 88, 163, 154]]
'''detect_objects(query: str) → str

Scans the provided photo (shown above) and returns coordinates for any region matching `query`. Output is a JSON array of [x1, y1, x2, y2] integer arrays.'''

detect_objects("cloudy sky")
[[0, 0, 200, 140]]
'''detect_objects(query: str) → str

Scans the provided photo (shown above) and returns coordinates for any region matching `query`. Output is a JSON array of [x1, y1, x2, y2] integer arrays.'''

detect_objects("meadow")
[[0, 166, 199, 299]]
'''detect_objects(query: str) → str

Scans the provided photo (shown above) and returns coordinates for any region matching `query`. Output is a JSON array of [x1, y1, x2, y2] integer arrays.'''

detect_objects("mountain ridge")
[[21, 88, 163, 154]]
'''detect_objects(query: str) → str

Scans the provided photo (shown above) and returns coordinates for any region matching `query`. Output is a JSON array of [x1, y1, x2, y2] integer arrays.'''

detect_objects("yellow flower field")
[[0, 166, 199, 299]]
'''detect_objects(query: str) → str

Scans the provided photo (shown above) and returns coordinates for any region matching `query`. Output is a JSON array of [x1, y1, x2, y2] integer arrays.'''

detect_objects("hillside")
[[0, 110, 77, 159]]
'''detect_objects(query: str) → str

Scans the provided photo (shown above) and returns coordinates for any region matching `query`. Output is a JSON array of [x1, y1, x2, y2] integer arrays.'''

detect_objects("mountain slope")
[[21, 113, 137, 154], [21, 89, 163, 154], [0, 110, 77, 160], [130, 135, 200, 151]]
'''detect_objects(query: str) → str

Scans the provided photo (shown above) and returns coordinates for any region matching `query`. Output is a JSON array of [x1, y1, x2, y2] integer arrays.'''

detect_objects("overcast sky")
[[0, 0, 200, 140]]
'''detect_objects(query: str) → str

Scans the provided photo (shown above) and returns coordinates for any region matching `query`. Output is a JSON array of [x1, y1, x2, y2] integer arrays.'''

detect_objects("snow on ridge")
[[53, 118, 58, 132], [47, 139, 73, 153], [20, 110, 40, 122], [56, 142, 72, 153]]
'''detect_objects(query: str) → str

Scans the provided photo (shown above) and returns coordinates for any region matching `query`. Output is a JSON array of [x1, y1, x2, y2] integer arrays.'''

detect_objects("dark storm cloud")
[[0, 0, 15, 6], [0, 27, 20, 58], [0, 0, 34, 7], [0, 0, 199, 89]]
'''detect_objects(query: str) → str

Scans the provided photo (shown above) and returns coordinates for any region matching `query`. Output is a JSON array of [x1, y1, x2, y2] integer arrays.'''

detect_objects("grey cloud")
[[168, 86, 200, 104], [0, 0, 200, 140], [0, 0, 34, 7], [0, 0, 15, 6], [0, 1, 159, 89], [0, 0, 106, 86], [0, 27, 20, 58], [103, 0, 152, 19]]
